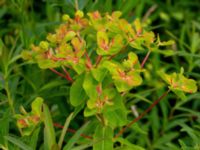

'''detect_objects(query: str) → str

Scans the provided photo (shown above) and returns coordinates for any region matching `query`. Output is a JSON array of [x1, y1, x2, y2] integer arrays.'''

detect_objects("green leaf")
[[0, 38, 4, 56], [97, 34, 124, 55], [158, 69, 197, 94], [31, 97, 43, 115], [133, 18, 142, 34], [84, 107, 97, 117], [91, 67, 108, 82], [39, 80, 66, 92], [114, 137, 144, 150], [65, 31, 76, 42], [5, 135, 33, 150], [113, 70, 142, 92], [104, 109, 127, 128], [29, 127, 41, 150], [83, 72, 98, 99], [58, 113, 74, 148], [170, 89, 187, 101], [157, 34, 175, 46], [63, 122, 90, 150], [93, 125, 113, 150], [43, 104, 57, 150], [158, 40, 175, 46], [97, 31, 109, 50], [122, 52, 139, 69], [0, 109, 10, 146], [70, 74, 87, 106]]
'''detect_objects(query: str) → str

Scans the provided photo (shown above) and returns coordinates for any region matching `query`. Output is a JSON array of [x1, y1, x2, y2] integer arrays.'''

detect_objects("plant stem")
[[85, 52, 93, 69], [62, 67, 73, 82], [49, 68, 73, 82], [95, 55, 102, 67], [141, 50, 151, 68], [5, 81, 15, 114], [114, 89, 170, 139]]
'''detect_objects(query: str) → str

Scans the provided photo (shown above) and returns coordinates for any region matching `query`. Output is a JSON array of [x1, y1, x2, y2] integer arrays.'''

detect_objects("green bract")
[[15, 97, 43, 136], [21, 10, 197, 149]]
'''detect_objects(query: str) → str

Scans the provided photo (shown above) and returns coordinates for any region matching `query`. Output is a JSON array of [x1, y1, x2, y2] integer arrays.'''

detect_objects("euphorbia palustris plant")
[[21, 10, 197, 149]]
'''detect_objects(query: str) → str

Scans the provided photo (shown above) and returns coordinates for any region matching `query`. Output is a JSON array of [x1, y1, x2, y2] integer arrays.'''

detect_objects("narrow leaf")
[[58, 113, 74, 148], [63, 122, 90, 150], [5, 135, 33, 150], [43, 104, 57, 150]]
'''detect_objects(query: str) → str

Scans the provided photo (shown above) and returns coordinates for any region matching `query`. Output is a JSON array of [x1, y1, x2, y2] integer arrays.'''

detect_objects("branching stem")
[[49, 68, 73, 82]]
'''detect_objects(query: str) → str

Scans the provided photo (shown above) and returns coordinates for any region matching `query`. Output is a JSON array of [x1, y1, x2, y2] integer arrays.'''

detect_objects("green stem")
[[5, 81, 15, 114]]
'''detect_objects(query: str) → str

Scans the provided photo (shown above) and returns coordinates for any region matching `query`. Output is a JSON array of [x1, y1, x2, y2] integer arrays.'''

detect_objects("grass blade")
[[58, 112, 74, 148], [63, 121, 90, 150], [5, 135, 33, 150], [43, 104, 57, 150]]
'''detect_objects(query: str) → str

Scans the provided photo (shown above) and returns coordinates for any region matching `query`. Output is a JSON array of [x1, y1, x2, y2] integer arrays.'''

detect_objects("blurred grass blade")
[[29, 127, 41, 149], [43, 104, 57, 150], [63, 121, 90, 150], [114, 137, 145, 150], [58, 112, 74, 148], [5, 135, 33, 150], [71, 142, 94, 150], [39, 80, 66, 92]]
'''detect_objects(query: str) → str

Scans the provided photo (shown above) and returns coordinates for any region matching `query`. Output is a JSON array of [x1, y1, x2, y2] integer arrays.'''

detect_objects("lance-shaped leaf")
[[93, 124, 113, 150], [159, 68, 197, 100]]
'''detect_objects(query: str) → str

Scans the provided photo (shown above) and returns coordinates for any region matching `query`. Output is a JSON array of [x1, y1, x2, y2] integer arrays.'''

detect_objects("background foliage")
[[0, 0, 200, 149]]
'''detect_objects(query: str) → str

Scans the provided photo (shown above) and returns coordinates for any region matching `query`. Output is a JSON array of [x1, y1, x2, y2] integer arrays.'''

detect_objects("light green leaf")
[[158, 69, 197, 94], [104, 109, 127, 128], [93, 125, 113, 150], [65, 31, 76, 42], [58, 113, 74, 148], [97, 31, 109, 50], [43, 104, 57, 150], [83, 73, 98, 99], [31, 97, 43, 115], [91, 67, 108, 82], [70, 74, 87, 106]]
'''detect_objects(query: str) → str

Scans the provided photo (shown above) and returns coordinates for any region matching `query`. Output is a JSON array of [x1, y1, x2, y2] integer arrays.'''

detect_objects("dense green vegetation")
[[0, 0, 200, 150]]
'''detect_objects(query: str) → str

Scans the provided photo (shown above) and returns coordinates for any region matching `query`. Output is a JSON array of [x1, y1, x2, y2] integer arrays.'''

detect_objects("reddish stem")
[[49, 68, 73, 82], [141, 50, 151, 68], [62, 67, 73, 82], [85, 52, 93, 69], [53, 122, 92, 140], [95, 55, 102, 67], [114, 89, 170, 139]]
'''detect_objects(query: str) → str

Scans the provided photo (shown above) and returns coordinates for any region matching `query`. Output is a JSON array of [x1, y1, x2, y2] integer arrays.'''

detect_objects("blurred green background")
[[0, 0, 200, 149]]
